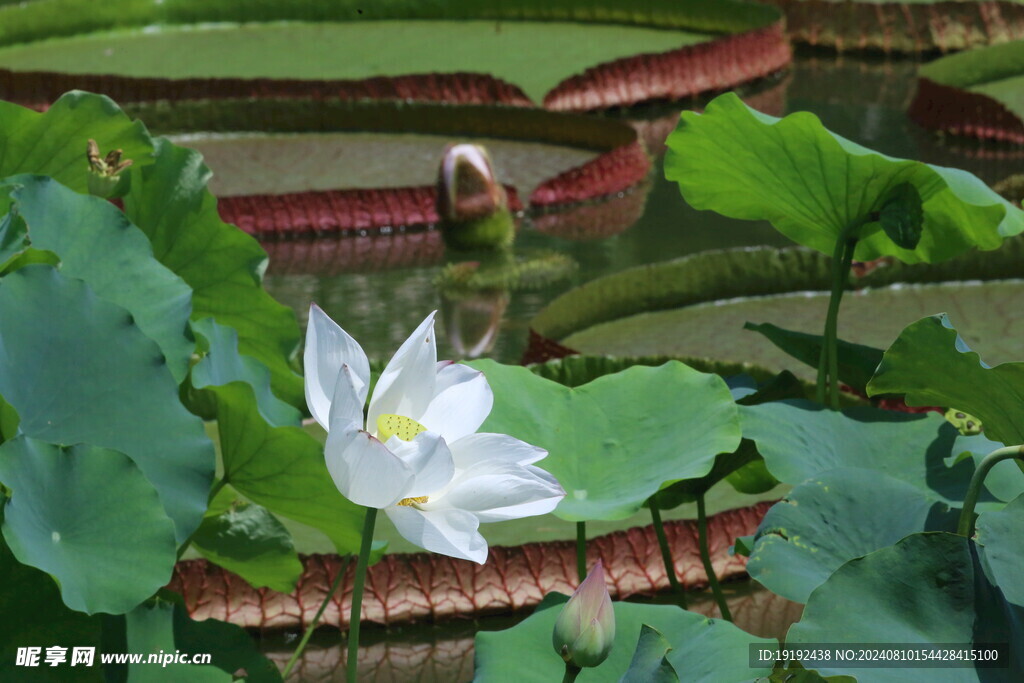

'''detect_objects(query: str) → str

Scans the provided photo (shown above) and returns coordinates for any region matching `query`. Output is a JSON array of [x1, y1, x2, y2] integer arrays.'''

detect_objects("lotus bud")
[[86, 139, 133, 199], [437, 143, 505, 222], [552, 560, 616, 669], [435, 143, 514, 250]]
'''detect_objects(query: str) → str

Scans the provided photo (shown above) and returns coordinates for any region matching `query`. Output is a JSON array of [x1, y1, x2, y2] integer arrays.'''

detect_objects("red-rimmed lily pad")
[[910, 39, 1024, 144], [770, 0, 1024, 54], [0, 1, 790, 111]]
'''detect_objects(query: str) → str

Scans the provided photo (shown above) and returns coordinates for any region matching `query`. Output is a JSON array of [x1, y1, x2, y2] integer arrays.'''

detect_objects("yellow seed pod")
[[376, 414, 428, 442]]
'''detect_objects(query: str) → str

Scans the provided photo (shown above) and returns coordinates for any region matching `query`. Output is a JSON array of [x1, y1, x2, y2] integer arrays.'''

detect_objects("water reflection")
[[441, 290, 509, 359], [261, 579, 801, 682]]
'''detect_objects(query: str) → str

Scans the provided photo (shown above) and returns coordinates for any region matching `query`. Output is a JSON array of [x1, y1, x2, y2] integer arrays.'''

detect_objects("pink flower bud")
[[552, 561, 616, 668]]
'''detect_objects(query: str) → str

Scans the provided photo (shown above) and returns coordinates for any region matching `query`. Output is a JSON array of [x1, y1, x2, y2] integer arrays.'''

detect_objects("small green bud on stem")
[[552, 560, 616, 670]]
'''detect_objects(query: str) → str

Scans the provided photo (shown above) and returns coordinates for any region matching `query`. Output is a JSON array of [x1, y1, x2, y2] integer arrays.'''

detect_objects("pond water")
[[248, 53, 1020, 369], [184, 51, 1019, 680]]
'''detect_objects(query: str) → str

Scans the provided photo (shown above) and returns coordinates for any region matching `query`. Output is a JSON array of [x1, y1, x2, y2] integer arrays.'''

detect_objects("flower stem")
[[282, 554, 352, 679], [958, 445, 1024, 538], [346, 506, 378, 683], [649, 497, 687, 608], [817, 212, 871, 411], [819, 235, 857, 410], [830, 239, 857, 409], [696, 494, 731, 622], [562, 663, 582, 683], [575, 521, 587, 584]]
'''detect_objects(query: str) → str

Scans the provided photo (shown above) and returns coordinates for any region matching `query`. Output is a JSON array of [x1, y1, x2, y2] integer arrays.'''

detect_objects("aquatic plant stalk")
[[576, 521, 587, 584], [649, 498, 687, 608], [816, 218, 867, 410], [282, 554, 352, 679], [696, 494, 731, 622], [825, 239, 857, 410], [346, 506, 378, 683], [562, 664, 582, 682], [958, 445, 1024, 538]]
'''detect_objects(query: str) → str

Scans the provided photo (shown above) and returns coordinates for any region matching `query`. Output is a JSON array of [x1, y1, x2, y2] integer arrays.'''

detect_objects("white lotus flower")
[[304, 304, 565, 564]]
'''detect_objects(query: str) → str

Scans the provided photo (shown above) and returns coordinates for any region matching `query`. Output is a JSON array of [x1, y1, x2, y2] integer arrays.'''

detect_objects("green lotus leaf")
[[620, 624, 678, 683], [107, 593, 281, 682], [787, 533, 1024, 682], [475, 593, 774, 682], [0, 91, 301, 405], [471, 360, 742, 521], [868, 313, 1024, 447], [191, 487, 303, 594], [975, 493, 1024, 606], [747, 467, 957, 604], [652, 363, 800, 507], [0, 437, 176, 614], [0, 209, 27, 269], [877, 182, 924, 250], [0, 536, 102, 682], [191, 378, 365, 555], [123, 137, 303, 408], [0, 266, 213, 544], [0, 394, 17, 443], [2, 174, 194, 382], [741, 400, 974, 504], [650, 441, 760, 509], [0, 91, 152, 193], [744, 322, 884, 395], [664, 92, 1023, 264], [189, 317, 300, 428], [725, 458, 779, 496]]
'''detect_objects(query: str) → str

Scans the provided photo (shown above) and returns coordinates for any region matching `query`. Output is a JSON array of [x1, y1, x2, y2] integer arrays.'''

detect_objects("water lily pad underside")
[[171, 501, 776, 630], [769, 0, 1024, 54], [910, 39, 1024, 144], [0, 22, 709, 104], [562, 280, 1024, 381]]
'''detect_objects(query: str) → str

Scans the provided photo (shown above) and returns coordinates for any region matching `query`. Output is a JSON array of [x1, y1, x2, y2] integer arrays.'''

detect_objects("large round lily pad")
[[562, 280, 1024, 380], [0, 22, 708, 105], [176, 132, 597, 198], [911, 39, 1024, 144], [0, 1, 786, 110]]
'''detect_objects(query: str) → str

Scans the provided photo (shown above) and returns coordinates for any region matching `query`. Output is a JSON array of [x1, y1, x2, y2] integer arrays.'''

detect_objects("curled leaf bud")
[[552, 560, 616, 669]]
